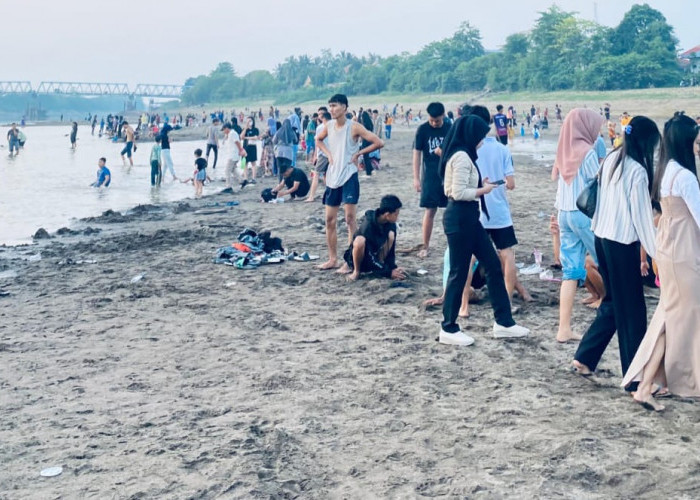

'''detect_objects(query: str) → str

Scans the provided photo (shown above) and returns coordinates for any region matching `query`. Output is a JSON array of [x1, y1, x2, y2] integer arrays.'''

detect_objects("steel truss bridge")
[[0, 81, 185, 98]]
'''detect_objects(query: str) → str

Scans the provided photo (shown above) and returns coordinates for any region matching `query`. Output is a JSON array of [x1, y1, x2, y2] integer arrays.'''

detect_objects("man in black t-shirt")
[[272, 164, 310, 200], [412, 102, 451, 258]]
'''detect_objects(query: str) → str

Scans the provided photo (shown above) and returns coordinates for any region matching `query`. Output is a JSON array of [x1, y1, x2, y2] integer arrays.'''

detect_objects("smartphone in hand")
[[489, 179, 506, 185]]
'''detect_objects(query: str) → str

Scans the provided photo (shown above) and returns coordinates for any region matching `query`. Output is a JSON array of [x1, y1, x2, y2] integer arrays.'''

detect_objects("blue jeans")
[[385, 125, 392, 139], [558, 209, 597, 282]]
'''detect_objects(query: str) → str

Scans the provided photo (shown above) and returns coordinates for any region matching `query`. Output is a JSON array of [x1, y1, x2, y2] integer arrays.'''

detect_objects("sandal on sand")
[[293, 252, 319, 262], [636, 397, 665, 412]]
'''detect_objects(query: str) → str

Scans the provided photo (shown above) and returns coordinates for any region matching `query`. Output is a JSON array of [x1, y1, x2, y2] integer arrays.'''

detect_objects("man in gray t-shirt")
[[206, 118, 220, 169]]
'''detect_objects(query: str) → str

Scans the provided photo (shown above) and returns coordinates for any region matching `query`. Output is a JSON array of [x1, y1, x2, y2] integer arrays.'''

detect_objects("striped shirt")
[[555, 149, 599, 211], [591, 151, 656, 258]]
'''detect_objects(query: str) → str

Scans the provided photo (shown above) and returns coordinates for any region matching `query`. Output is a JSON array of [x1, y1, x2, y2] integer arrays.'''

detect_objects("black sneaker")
[[240, 180, 248, 189]]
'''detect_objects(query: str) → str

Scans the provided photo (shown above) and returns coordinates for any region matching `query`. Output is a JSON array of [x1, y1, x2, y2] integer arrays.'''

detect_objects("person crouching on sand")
[[338, 195, 407, 282]]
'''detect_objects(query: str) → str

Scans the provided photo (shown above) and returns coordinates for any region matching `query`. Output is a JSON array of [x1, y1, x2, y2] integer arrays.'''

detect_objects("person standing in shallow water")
[[70, 122, 78, 150]]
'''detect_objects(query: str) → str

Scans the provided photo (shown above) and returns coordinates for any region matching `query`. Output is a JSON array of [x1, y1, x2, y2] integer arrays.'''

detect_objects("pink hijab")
[[552, 108, 605, 185]]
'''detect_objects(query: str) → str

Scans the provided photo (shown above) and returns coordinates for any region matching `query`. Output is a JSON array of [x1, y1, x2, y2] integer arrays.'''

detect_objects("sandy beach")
[[2, 122, 700, 499]]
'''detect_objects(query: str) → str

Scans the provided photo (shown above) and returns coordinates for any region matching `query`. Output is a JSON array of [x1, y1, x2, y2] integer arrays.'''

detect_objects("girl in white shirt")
[[573, 117, 661, 392]]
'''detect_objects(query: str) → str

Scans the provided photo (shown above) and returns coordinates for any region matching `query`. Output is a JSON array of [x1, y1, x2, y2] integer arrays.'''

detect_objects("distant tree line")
[[181, 4, 682, 105]]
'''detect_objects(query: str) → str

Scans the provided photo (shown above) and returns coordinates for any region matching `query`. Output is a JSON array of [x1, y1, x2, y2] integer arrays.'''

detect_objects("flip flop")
[[293, 252, 319, 262]]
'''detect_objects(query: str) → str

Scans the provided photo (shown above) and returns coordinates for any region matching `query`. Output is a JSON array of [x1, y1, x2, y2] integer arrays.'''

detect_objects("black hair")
[[496, 104, 503, 112], [99, 157, 107, 163], [329, 94, 349, 107], [318, 106, 328, 113], [194, 148, 202, 156], [122, 120, 128, 125], [652, 112, 699, 202], [360, 111, 373, 132], [312, 113, 318, 118], [155, 135, 161, 143], [321, 112, 331, 121], [376, 194, 402, 215], [248, 116, 256, 128], [447, 111, 454, 119], [608, 116, 660, 197], [462, 105, 491, 125], [426, 102, 444, 118], [373, 109, 379, 114]]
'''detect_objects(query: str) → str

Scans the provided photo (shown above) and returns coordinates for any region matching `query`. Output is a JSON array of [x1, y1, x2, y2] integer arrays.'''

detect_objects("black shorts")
[[323, 172, 360, 206], [420, 167, 447, 209], [485, 226, 518, 250], [315, 155, 329, 174], [497, 135, 508, 146], [244, 144, 257, 162]]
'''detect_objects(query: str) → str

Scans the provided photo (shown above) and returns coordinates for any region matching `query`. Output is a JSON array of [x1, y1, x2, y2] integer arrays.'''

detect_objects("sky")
[[6, 0, 696, 89]]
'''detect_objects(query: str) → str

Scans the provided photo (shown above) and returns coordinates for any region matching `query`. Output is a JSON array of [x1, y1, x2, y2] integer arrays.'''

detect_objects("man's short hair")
[[321, 112, 331, 121], [155, 135, 161, 143], [426, 102, 445, 118], [122, 121, 128, 125], [496, 104, 503, 112], [312, 113, 318, 118], [213, 118, 220, 123], [99, 157, 107, 163], [373, 109, 379, 114], [194, 148, 202, 156], [222, 123, 230, 131], [329, 94, 349, 107], [462, 105, 491, 125], [377, 194, 402, 215], [318, 106, 328, 113]]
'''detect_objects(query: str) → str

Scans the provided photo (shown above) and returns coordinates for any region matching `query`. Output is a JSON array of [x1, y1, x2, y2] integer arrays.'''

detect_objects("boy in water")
[[92, 158, 111, 188], [193, 148, 207, 198], [150, 136, 162, 186], [338, 195, 407, 282], [120, 121, 135, 166]]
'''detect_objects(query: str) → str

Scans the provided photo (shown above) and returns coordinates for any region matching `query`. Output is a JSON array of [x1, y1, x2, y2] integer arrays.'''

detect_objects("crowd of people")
[[8, 94, 700, 414]]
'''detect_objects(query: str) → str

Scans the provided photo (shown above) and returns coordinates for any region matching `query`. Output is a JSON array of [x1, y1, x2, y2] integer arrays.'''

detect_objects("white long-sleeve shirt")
[[444, 151, 479, 201], [591, 152, 657, 258], [660, 159, 700, 229]]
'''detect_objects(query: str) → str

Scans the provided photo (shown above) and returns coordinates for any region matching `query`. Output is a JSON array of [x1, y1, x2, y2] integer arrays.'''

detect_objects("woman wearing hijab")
[[572, 117, 660, 395], [439, 115, 530, 346], [621, 113, 700, 411], [360, 111, 375, 176], [273, 119, 298, 181], [552, 108, 605, 343]]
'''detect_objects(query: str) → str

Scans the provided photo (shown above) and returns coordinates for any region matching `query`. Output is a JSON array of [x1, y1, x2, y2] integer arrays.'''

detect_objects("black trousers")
[[363, 152, 373, 176], [206, 144, 218, 169], [575, 237, 646, 391], [441, 200, 515, 333]]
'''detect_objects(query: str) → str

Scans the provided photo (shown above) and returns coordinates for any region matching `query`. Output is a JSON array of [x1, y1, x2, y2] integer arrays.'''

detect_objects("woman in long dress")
[[622, 113, 700, 411]]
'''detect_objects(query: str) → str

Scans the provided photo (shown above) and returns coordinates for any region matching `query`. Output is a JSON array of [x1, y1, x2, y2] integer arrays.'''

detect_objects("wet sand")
[[1, 124, 698, 499]]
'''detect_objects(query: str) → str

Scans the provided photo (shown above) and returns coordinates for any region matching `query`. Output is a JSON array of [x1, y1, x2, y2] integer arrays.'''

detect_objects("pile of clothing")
[[214, 228, 285, 269]]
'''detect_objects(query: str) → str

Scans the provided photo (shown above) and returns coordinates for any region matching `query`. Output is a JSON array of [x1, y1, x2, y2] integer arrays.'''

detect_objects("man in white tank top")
[[315, 94, 384, 270]]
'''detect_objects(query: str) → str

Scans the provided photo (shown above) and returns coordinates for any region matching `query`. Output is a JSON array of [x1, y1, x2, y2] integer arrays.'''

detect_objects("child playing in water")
[[193, 148, 207, 198], [92, 157, 111, 188]]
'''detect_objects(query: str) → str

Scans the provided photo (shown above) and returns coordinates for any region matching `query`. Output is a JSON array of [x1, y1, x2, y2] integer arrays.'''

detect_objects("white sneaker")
[[439, 329, 475, 346], [493, 323, 530, 339]]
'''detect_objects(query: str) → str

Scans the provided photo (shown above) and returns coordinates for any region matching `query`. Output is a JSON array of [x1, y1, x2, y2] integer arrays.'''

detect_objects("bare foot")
[[316, 260, 339, 271], [304, 196, 316, 203], [336, 263, 352, 275], [585, 299, 602, 309], [458, 307, 470, 319], [557, 331, 582, 343], [581, 294, 599, 305], [345, 273, 359, 282], [418, 248, 429, 259], [520, 291, 534, 302], [422, 297, 444, 307], [571, 359, 592, 376]]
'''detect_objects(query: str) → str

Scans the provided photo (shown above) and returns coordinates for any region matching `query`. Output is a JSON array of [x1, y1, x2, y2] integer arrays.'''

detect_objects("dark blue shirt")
[[96, 166, 111, 187]]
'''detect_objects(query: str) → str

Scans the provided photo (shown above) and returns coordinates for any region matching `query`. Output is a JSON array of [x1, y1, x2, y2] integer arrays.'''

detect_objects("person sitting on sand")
[[338, 195, 407, 281], [272, 164, 310, 200], [92, 157, 111, 188]]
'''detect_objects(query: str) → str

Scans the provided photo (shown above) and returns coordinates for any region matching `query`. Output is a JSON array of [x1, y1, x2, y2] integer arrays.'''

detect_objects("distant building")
[[679, 45, 700, 74]]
